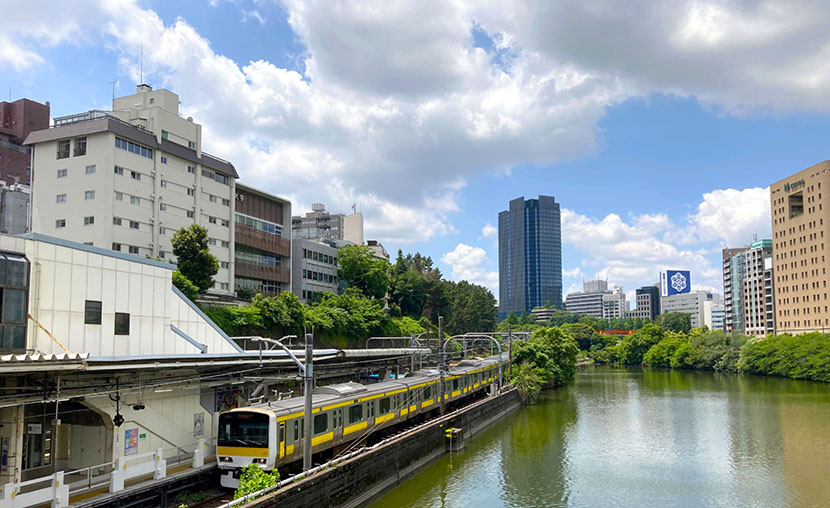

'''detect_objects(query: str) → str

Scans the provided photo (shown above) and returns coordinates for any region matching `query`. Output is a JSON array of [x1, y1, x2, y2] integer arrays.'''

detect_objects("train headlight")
[[220, 456, 233, 463], [252, 458, 267, 464]]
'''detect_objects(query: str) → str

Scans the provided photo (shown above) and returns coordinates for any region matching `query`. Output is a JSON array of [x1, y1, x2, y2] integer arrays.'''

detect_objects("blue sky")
[[4, 0, 830, 302]]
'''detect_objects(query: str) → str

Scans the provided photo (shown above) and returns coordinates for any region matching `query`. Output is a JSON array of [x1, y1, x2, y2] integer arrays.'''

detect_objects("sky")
[[4, 0, 830, 303]]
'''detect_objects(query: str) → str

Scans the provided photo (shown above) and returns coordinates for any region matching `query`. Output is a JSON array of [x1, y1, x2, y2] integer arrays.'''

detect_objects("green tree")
[[655, 312, 692, 333], [444, 281, 497, 334], [505, 311, 519, 325], [390, 269, 428, 317], [234, 464, 279, 500], [510, 363, 543, 404], [172, 270, 199, 301], [512, 327, 579, 388], [337, 245, 389, 300], [171, 225, 219, 292], [560, 322, 600, 351], [616, 323, 665, 365]]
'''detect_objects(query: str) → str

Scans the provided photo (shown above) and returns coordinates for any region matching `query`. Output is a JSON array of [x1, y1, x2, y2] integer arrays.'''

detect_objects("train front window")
[[219, 412, 269, 448]]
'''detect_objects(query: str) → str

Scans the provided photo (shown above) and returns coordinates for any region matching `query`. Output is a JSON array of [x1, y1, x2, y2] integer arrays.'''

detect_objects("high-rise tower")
[[498, 195, 562, 317]]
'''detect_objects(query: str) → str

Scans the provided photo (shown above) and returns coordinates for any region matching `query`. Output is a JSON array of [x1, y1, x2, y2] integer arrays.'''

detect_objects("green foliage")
[[172, 270, 199, 302], [642, 335, 686, 368], [655, 312, 692, 333], [234, 464, 280, 500], [337, 245, 390, 300], [738, 333, 830, 382], [443, 281, 497, 335], [615, 324, 665, 365], [505, 311, 519, 325], [171, 224, 219, 292], [510, 363, 543, 404], [560, 323, 600, 351], [512, 327, 579, 389]]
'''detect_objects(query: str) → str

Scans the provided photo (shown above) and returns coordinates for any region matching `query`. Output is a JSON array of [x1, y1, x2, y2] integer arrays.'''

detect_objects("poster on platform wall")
[[194, 412, 204, 437], [125, 428, 139, 455]]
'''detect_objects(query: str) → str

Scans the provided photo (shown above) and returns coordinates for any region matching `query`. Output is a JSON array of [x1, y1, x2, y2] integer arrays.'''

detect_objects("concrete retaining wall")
[[249, 388, 522, 508]]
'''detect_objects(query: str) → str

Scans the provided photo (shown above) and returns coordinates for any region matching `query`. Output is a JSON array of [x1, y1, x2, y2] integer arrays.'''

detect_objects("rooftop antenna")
[[108, 80, 117, 103], [351, 203, 356, 214]]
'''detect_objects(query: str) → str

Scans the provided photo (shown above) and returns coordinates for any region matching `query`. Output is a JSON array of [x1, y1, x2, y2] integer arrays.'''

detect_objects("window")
[[84, 300, 102, 324], [348, 404, 363, 424], [314, 414, 328, 435], [424, 385, 432, 400], [221, 219, 229, 227], [73, 137, 87, 156], [161, 156, 168, 164], [85, 164, 96, 174], [209, 239, 217, 246], [0, 253, 30, 350], [187, 188, 195, 196], [114, 313, 130, 335], [214, 173, 228, 185], [150, 98, 155, 105], [161, 130, 168, 140], [221, 241, 229, 248], [114, 192, 123, 201], [55, 219, 66, 228], [202, 169, 213, 179], [220, 283, 229, 290], [85, 190, 95, 200], [188, 140, 196, 149], [379, 397, 391, 415], [209, 216, 217, 224], [114, 166, 124, 175], [130, 171, 140, 181], [113, 217, 122, 226], [160, 203, 167, 211], [130, 196, 140, 205], [57, 169, 67, 178], [112, 243, 121, 251], [57, 139, 70, 159], [159, 226, 166, 235], [187, 210, 194, 218], [84, 216, 94, 226], [187, 165, 195, 173], [129, 220, 139, 229], [222, 198, 230, 206], [128, 245, 139, 254], [209, 195, 217, 203], [161, 180, 167, 188], [56, 194, 66, 204], [115, 137, 153, 159], [220, 261, 229, 268], [159, 251, 166, 259]]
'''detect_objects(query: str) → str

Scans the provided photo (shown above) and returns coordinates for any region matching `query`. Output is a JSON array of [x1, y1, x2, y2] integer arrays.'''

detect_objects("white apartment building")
[[743, 240, 775, 336], [601, 287, 628, 320], [25, 85, 237, 294]]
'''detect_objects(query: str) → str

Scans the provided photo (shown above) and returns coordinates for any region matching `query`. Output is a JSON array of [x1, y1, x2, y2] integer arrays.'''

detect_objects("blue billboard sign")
[[660, 270, 691, 297]]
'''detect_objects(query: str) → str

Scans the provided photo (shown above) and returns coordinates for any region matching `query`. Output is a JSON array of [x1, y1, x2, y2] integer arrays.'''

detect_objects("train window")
[[349, 404, 363, 424], [294, 420, 298, 441], [379, 397, 391, 414], [368, 401, 375, 418], [314, 414, 328, 435], [452, 379, 459, 391], [424, 386, 432, 400], [337, 408, 343, 428], [279, 424, 284, 442]]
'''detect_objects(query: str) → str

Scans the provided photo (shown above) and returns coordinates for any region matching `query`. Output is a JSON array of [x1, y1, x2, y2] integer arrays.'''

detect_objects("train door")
[[279, 422, 286, 460]]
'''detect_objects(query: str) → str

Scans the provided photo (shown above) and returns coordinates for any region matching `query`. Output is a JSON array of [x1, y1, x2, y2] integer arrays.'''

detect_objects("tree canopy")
[[337, 244, 389, 300], [171, 224, 219, 293]]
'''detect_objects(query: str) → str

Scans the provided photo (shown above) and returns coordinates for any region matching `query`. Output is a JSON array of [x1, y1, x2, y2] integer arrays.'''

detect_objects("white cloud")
[[481, 223, 497, 238], [684, 187, 771, 245], [441, 243, 499, 293]]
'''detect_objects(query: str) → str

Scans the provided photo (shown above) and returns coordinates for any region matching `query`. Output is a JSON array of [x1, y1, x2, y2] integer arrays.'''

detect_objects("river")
[[366, 367, 830, 508]]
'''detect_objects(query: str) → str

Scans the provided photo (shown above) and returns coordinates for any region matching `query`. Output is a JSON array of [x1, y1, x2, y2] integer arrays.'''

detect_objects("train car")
[[218, 353, 506, 488]]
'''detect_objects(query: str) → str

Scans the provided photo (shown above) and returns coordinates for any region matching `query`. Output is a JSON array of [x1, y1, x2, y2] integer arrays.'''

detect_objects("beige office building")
[[25, 85, 237, 294], [770, 161, 830, 333]]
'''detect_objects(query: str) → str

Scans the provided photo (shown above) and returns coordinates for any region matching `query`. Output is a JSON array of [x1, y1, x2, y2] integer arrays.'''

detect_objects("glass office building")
[[498, 195, 562, 317]]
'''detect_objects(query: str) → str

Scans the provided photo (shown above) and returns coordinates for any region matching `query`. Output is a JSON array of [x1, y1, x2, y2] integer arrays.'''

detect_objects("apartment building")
[[601, 287, 628, 319], [292, 203, 364, 244], [770, 161, 830, 333], [292, 237, 340, 303], [25, 85, 237, 294], [234, 183, 291, 297], [628, 285, 660, 321], [0, 98, 50, 186], [723, 247, 748, 334], [743, 239, 775, 336]]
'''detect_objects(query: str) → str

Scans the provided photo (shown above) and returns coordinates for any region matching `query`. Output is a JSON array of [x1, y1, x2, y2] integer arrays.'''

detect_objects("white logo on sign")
[[670, 272, 687, 293]]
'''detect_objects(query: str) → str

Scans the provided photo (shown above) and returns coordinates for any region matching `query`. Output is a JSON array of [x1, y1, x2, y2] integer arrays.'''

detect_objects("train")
[[217, 353, 507, 488]]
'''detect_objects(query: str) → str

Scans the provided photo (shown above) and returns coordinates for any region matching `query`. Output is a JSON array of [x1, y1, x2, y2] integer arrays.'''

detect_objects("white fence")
[[0, 472, 69, 508], [0, 438, 210, 508]]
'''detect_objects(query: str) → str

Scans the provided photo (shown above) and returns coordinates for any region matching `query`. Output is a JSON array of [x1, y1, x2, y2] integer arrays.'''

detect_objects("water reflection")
[[367, 368, 830, 508]]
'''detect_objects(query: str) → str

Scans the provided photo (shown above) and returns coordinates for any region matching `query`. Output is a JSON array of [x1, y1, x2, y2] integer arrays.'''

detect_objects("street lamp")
[[251, 334, 314, 471]]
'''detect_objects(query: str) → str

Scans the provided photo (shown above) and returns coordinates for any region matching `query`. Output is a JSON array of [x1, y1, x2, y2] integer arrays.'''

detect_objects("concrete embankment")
[[248, 387, 522, 508]]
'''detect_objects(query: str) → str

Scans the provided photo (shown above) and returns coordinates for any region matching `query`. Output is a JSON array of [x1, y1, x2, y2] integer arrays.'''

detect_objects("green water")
[[367, 367, 830, 508]]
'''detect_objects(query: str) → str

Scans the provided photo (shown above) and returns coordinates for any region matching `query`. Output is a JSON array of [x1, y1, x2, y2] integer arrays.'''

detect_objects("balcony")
[[235, 224, 290, 257], [235, 260, 290, 284]]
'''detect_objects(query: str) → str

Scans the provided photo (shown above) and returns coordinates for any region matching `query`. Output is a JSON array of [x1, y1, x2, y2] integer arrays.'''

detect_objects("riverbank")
[[245, 388, 522, 508]]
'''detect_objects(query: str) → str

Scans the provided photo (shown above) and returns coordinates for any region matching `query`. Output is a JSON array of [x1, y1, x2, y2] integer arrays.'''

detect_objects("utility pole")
[[303, 333, 314, 471], [438, 316, 445, 414]]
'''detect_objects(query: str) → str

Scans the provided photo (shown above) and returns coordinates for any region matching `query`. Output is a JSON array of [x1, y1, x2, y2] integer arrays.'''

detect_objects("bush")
[[234, 464, 280, 500], [510, 363, 543, 404], [643, 336, 685, 368], [616, 324, 664, 365], [512, 327, 579, 390], [738, 333, 830, 382], [172, 270, 200, 302]]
